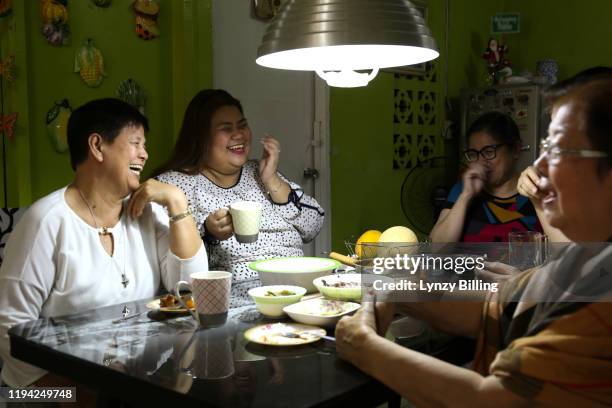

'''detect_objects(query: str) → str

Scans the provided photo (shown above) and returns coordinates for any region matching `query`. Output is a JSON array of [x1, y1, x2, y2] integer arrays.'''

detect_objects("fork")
[[279, 331, 336, 342]]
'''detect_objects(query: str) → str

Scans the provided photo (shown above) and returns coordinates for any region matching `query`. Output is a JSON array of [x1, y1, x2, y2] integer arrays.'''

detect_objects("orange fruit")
[[355, 230, 382, 258]]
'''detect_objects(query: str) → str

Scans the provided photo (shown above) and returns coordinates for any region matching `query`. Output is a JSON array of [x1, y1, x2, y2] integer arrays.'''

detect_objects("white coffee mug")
[[229, 201, 262, 243]]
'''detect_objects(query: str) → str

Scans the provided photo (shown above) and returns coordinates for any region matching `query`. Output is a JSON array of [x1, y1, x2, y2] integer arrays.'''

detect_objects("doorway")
[[212, 0, 331, 256]]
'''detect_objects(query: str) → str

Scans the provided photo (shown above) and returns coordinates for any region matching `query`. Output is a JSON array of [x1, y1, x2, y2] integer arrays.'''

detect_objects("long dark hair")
[[152, 89, 243, 177]]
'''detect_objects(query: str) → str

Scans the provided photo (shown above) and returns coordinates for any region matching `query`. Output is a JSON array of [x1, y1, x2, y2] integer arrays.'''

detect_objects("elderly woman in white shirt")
[[0, 98, 208, 389]]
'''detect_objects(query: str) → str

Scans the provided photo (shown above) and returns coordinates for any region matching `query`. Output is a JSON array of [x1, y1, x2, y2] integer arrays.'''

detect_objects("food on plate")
[[248, 323, 322, 345], [159, 294, 194, 309], [302, 300, 348, 316], [265, 289, 296, 297], [321, 279, 359, 288]]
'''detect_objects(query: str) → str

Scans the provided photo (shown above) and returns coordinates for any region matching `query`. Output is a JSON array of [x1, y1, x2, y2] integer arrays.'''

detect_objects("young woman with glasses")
[[430, 111, 546, 242]]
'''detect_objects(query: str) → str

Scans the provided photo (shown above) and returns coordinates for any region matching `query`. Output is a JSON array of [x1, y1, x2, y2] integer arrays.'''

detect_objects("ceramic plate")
[[249, 257, 341, 273], [146, 296, 194, 313], [244, 323, 326, 346]]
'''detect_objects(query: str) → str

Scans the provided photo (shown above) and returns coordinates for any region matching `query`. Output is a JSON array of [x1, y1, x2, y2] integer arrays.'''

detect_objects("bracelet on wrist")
[[169, 206, 193, 223]]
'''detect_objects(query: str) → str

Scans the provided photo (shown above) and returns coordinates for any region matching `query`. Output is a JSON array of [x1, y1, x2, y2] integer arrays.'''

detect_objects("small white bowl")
[[248, 285, 307, 318], [313, 273, 362, 301], [283, 298, 360, 327]]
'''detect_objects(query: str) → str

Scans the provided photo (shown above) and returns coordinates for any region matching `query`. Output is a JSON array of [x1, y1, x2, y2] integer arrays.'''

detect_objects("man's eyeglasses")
[[538, 139, 609, 164], [463, 143, 513, 163]]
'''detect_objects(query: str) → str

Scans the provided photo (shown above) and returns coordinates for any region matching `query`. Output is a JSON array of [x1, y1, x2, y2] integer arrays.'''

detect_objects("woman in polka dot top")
[[153, 89, 325, 307]]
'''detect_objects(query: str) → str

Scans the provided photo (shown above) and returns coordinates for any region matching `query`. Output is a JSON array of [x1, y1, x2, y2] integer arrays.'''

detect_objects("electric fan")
[[400, 157, 451, 236]]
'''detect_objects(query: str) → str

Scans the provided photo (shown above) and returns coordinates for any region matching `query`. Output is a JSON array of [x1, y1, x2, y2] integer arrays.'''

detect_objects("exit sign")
[[491, 13, 521, 34]]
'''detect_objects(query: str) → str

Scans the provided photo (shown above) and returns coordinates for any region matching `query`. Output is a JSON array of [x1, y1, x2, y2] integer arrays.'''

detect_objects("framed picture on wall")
[[384, 0, 429, 76]]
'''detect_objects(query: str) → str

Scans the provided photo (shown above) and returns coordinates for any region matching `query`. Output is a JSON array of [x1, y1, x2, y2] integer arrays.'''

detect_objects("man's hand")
[[335, 299, 378, 365]]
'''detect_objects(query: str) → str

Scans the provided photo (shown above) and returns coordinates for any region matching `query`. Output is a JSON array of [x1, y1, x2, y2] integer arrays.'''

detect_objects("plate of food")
[[244, 323, 326, 346], [283, 298, 360, 327], [146, 294, 195, 313]]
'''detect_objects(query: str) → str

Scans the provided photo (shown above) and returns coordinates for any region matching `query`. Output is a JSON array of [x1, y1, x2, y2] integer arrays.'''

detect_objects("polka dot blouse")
[[157, 161, 325, 307]]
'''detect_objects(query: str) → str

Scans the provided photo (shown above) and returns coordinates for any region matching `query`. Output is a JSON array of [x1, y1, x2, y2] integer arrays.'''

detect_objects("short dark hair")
[[151, 89, 243, 177], [544, 67, 612, 175], [466, 111, 521, 145], [67, 98, 149, 170], [544, 66, 612, 103]]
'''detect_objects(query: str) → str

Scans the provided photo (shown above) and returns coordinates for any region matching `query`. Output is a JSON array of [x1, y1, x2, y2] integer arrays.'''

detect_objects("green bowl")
[[249, 257, 341, 293], [313, 274, 362, 301], [248, 285, 307, 317]]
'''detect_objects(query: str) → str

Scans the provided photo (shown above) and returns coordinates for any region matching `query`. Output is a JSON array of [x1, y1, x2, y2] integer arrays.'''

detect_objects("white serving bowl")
[[283, 298, 360, 327], [248, 285, 307, 317], [249, 257, 341, 293]]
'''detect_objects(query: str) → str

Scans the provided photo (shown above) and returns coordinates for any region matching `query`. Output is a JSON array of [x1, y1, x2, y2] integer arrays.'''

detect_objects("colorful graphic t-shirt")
[[444, 182, 543, 242]]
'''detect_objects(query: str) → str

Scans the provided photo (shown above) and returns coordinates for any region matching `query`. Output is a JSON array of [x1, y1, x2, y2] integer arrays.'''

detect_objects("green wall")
[[329, 0, 448, 252], [502, 0, 612, 80], [0, 0, 212, 207], [329, 0, 612, 252]]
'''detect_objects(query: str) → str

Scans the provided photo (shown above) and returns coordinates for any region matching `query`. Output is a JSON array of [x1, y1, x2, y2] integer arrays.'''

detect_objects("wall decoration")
[[41, 0, 70, 46], [91, 0, 111, 8], [0, 207, 27, 266], [133, 0, 159, 40], [393, 61, 443, 169], [74, 38, 106, 87], [483, 38, 512, 85], [0, 55, 15, 83], [117, 79, 146, 114], [46, 99, 71, 153], [0, 113, 17, 141], [0, 0, 13, 17], [252, 0, 283, 21]]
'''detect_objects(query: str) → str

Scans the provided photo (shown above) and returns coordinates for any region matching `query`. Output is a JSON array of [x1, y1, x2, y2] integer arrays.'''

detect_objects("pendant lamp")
[[256, 0, 439, 88]]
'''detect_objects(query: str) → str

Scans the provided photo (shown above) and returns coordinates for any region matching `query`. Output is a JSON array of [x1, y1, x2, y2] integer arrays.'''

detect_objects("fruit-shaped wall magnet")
[[132, 0, 160, 40], [40, 0, 70, 46], [91, 0, 111, 7], [117, 78, 146, 114], [0, 0, 13, 17], [74, 39, 106, 87], [46, 99, 72, 153]]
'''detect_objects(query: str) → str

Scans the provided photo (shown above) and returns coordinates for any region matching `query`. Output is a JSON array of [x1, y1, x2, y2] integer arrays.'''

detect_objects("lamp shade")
[[256, 0, 439, 87]]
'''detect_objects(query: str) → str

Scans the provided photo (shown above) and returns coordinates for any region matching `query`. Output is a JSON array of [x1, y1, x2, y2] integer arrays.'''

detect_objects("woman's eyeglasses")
[[538, 139, 609, 164], [463, 143, 513, 163]]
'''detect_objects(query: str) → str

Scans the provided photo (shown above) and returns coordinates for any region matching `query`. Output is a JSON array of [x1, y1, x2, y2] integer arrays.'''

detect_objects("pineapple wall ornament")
[[40, 0, 70, 46], [74, 39, 106, 87], [46, 99, 72, 153], [132, 0, 159, 40]]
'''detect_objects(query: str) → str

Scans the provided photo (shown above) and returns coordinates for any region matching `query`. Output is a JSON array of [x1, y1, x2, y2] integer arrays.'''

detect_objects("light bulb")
[[315, 68, 380, 88]]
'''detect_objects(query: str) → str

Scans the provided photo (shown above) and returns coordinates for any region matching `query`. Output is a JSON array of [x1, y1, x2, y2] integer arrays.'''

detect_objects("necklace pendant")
[[121, 273, 129, 288], [98, 226, 113, 235]]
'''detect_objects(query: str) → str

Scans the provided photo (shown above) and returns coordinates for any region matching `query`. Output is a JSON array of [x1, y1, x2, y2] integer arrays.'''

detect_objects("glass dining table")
[[8, 298, 400, 407]]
